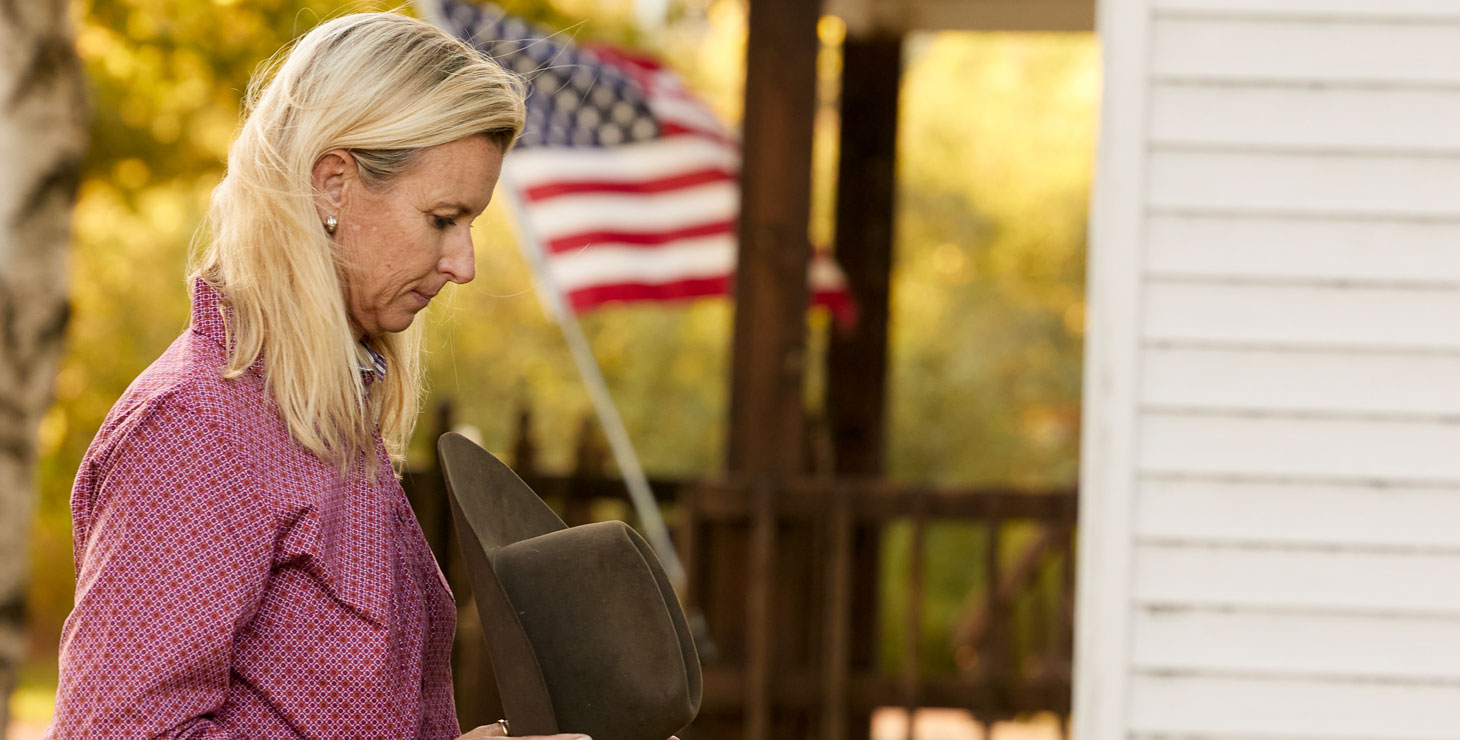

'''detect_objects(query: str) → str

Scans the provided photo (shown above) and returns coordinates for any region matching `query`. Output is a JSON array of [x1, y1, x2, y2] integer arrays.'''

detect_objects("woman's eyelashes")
[[431, 214, 458, 230]]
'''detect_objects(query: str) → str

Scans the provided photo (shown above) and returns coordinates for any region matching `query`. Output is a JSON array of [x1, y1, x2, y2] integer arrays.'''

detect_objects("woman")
[[48, 12, 581, 740]]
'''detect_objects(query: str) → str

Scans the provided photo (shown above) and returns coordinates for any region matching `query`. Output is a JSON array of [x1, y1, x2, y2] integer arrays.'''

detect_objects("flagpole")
[[497, 168, 689, 592], [415, 0, 446, 27]]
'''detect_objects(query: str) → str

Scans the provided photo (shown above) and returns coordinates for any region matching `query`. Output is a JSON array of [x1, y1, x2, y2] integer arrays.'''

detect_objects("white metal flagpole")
[[496, 166, 689, 592], [415, 0, 447, 28]]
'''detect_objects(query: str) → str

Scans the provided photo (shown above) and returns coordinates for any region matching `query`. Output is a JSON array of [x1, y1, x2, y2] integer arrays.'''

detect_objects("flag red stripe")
[[812, 287, 858, 330], [567, 276, 857, 316], [659, 122, 740, 148], [547, 220, 735, 254], [523, 167, 736, 202], [567, 276, 731, 309]]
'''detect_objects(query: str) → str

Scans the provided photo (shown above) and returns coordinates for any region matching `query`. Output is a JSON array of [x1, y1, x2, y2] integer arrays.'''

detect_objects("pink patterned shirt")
[[48, 282, 460, 739]]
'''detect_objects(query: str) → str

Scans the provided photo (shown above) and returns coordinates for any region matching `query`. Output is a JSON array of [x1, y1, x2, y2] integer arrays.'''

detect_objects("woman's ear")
[[311, 149, 355, 219]]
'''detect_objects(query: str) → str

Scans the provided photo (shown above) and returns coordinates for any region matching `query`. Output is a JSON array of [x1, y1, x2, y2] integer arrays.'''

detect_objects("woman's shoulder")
[[70, 332, 278, 541], [80, 329, 284, 490], [83, 326, 354, 504]]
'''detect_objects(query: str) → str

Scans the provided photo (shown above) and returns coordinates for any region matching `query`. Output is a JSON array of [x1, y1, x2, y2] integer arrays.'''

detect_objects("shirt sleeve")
[[49, 394, 275, 739]]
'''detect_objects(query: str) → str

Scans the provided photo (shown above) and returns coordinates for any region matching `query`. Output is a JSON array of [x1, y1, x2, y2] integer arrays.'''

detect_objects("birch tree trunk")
[[0, 0, 87, 733]]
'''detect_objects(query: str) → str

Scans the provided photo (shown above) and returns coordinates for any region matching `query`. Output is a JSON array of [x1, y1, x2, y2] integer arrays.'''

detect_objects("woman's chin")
[[381, 315, 417, 334], [362, 311, 418, 337]]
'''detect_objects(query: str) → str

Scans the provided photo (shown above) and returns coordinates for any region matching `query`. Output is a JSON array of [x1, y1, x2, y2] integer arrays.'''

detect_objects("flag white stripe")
[[506, 138, 736, 188], [522, 185, 737, 240], [650, 97, 728, 134], [553, 239, 849, 294], [549, 236, 736, 291], [810, 253, 848, 290]]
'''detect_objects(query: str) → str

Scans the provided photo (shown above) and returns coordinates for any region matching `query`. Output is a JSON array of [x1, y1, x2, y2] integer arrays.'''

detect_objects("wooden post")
[[706, 0, 822, 738], [744, 484, 778, 740], [827, 33, 903, 740], [1057, 525, 1077, 713], [981, 514, 1006, 721], [903, 497, 927, 740], [821, 492, 855, 740], [566, 414, 602, 526], [512, 402, 537, 472], [826, 37, 901, 476], [728, 0, 821, 476]]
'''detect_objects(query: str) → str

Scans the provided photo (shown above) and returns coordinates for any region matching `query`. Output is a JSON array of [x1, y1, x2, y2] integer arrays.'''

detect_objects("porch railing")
[[401, 402, 1077, 739]]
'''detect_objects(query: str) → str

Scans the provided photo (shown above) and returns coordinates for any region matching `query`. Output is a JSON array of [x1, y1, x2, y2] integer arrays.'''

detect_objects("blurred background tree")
[[1, 0, 88, 730], [15, 0, 1094, 723]]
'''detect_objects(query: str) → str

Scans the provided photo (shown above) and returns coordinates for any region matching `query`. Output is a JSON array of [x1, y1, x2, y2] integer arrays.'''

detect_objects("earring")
[[324, 215, 338, 235]]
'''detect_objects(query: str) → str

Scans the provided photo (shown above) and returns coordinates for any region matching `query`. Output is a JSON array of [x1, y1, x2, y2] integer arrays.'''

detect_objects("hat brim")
[[440, 432, 561, 735]]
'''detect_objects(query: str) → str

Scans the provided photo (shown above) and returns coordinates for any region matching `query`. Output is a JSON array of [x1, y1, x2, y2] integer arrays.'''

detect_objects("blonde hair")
[[190, 12, 525, 475]]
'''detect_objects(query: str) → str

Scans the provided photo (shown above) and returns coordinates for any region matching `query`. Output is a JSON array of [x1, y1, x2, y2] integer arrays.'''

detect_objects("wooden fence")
[[401, 403, 1078, 739]]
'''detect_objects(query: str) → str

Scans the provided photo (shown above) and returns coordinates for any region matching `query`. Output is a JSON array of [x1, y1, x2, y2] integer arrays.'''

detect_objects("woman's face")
[[313, 135, 504, 337]]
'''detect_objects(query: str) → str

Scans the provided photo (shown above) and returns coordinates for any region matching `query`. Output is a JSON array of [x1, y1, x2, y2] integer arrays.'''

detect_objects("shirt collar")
[[189, 279, 266, 377], [190, 279, 229, 347], [358, 341, 387, 382], [192, 280, 379, 383]]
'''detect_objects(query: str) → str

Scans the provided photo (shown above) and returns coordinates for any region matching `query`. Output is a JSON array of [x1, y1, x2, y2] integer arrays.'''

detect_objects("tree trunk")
[[0, 0, 87, 734]]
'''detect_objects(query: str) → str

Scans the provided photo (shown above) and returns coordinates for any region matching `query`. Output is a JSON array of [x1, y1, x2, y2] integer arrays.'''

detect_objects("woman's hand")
[[455, 722, 588, 740]]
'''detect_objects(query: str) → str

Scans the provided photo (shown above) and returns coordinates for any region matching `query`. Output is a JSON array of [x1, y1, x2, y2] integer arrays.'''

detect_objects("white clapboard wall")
[[1075, 0, 1460, 738]]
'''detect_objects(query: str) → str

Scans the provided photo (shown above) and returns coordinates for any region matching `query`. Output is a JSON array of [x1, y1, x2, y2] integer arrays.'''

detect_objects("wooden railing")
[[401, 404, 1077, 739]]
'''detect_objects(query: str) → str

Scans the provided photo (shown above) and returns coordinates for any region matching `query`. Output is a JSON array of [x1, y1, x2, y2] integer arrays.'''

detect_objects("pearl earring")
[[324, 215, 338, 235]]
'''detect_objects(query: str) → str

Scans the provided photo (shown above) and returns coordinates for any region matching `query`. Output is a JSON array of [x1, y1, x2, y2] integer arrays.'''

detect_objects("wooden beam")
[[689, 481, 1079, 523], [826, 38, 903, 740], [728, 0, 821, 475], [828, 0, 1095, 34], [699, 667, 1073, 714], [704, 2, 823, 737], [827, 35, 901, 479]]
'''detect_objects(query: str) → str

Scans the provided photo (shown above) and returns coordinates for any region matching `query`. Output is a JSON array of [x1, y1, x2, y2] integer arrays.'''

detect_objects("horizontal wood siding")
[[1133, 543, 1460, 614], [1139, 412, 1460, 481], [1155, 0, 1460, 21], [1147, 150, 1460, 217], [1114, 0, 1460, 736], [1141, 347, 1460, 416], [1151, 16, 1460, 85], [1150, 84, 1460, 153], [1135, 478, 1460, 550], [1129, 674, 1460, 739], [1146, 215, 1460, 283], [1132, 608, 1460, 680], [1144, 281, 1460, 350]]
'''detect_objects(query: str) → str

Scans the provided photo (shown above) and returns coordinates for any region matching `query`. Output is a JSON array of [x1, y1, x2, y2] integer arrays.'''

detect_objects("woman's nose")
[[441, 232, 476, 284]]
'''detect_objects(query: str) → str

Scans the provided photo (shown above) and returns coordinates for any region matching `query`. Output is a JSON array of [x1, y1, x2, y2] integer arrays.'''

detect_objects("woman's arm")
[[49, 397, 273, 739]]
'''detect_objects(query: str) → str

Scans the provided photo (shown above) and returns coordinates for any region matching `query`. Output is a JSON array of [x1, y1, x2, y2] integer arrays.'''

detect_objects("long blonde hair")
[[191, 12, 524, 475]]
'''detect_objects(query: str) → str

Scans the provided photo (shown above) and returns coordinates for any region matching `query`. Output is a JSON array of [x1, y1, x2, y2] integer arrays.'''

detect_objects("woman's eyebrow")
[[434, 201, 491, 218], [433, 202, 473, 215]]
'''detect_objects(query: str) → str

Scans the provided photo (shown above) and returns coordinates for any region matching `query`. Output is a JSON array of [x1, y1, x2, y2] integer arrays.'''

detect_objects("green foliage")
[[889, 32, 1093, 490], [30, 0, 1095, 697], [873, 31, 1094, 675]]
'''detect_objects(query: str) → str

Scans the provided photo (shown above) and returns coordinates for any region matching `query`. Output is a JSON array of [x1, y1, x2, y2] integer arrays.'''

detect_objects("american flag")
[[436, 0, 853, 321]]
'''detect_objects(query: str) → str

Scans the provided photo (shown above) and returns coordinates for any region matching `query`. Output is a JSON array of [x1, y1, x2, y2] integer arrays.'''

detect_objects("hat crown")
[[495, 521, 702, 738]]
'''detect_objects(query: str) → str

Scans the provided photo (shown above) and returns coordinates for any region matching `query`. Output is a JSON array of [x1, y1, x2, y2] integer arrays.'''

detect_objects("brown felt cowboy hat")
[[438, 432, 702, 740]]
